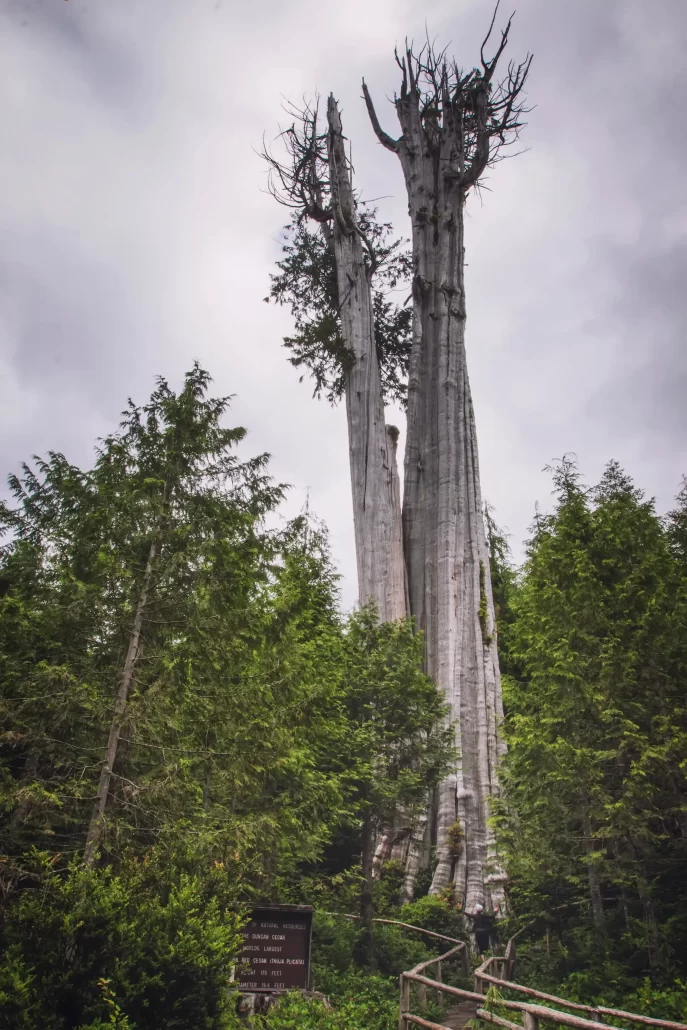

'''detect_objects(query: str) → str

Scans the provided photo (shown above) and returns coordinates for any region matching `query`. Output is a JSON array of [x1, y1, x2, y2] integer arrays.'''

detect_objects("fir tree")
[[498, 458, 687, 972]]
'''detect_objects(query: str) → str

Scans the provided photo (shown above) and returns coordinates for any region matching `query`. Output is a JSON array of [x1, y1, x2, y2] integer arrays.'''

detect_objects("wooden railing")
[[322, 911, 466, 948], [399, 931, 687, 1030], [322, 912, 470, 1030], [400, 940, 470, 1030], [474, 952, 687, 1030]]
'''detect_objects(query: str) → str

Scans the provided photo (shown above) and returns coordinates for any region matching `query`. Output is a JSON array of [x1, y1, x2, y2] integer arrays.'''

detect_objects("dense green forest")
[[1, 368, 686, 1028]]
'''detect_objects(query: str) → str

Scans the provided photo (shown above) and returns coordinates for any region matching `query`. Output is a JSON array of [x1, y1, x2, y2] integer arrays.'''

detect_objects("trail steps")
[[443, 999, 480, 1029]]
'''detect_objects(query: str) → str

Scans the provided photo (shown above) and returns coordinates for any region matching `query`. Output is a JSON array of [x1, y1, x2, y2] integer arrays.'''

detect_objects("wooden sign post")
[[237, 904, 313, 995]]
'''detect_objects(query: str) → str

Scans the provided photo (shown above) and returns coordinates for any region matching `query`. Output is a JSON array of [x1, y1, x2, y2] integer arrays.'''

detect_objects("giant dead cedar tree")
[[362, 11, 531, 909], [264, 5, 531, 911]]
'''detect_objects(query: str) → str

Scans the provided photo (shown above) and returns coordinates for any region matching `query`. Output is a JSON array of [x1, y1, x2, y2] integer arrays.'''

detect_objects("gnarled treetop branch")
[[362, 8, 532, 192], [261, 98, 331, 223]]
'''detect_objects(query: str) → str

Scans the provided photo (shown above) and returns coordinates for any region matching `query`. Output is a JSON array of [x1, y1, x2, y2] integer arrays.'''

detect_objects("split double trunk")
[[326, 91, 505, 907]]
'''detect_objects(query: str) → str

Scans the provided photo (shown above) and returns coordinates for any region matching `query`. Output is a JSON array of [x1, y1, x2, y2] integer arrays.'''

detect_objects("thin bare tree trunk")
[[582, 813, 605, 937], [9, 754, 38, 833], [637, 877, 660, 967], [627, 834, 660, 966], [360, 809, 375, 966], [83, 539, 157, 866], [326, 96, 407, 621]]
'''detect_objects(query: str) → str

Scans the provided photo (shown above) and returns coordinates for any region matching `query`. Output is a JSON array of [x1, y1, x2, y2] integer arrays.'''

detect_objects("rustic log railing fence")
[[398, 930, 687, 1030], [322, 911, 466, 948], [322, 912, 687, 1030]]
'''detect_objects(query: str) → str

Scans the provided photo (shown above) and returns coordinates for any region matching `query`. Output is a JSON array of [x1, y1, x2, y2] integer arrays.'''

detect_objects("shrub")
[[0, 852, 244, 1030], [372, 859, 405, 915], [370, 923, 429, 977], [255, 969, 399, 1030], [399, 895, 466, 944], [312, 912, 360, 975]]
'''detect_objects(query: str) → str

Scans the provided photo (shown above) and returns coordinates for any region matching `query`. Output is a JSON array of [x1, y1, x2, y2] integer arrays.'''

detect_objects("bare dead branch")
[[363, 6, 532, 194], [481, 3, 514, 85], [480, 0, 502, 72], [361, 81, 400, 152], [260, 97, 332, 223]]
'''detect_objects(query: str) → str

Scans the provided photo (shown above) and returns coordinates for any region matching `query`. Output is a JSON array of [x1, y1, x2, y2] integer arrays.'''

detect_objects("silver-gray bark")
[[326, 96, 407, 621], [363, 25, 530, 911], [263, 98, 408, 622]]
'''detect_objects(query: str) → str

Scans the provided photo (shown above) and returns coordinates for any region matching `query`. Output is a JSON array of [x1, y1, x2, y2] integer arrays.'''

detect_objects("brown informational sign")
[[237, 905, 313, 992]]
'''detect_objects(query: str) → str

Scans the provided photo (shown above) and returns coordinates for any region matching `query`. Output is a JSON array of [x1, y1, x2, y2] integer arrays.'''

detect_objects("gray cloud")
[[2, 0, 686, 600]]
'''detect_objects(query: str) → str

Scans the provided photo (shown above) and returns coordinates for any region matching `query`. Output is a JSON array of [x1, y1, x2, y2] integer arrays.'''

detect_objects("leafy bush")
[[515, 936, 687, 1024], [0, 852, 244, 1030], [295, 868, 364, 919], [556, 969, 687, 1023], [370, 923, 429, 977], [621, 979, 687, 1022], [399, 895, 466, 945], [372, 859, 405, 915], [311, 911, 429, 979], [311, 912, 360, 974], [255, 969, 399, 1030]]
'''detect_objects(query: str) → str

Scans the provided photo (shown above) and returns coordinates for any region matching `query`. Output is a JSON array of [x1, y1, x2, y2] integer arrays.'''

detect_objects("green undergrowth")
[[256, 968, 450, 1030], [0, 852, 245, 1030], [510, 938, 687, 1025], [472, 972, 687, 1030], [252, 973, 399, 1030], [550, 970, 687, 1024]]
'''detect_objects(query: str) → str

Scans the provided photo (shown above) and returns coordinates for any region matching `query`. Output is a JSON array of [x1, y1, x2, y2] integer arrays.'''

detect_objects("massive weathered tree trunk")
[[363, 26, 530, 910], [399, 170, 505, 911], [326, 96, 407, 621], [266, 17, 529, 909]]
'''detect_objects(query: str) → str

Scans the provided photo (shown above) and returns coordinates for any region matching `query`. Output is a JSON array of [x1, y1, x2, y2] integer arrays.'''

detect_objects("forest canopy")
[[0, 366, 454, 1028], [1, 368, 686, 1029]]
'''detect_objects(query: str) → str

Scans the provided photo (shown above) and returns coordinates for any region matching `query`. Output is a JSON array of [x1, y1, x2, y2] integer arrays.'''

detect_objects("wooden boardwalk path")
[[442, 999, 479, 1029]]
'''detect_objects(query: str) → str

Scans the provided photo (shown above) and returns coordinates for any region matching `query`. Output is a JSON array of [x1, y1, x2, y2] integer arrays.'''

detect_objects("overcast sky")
[[2, 0, 686, 607]]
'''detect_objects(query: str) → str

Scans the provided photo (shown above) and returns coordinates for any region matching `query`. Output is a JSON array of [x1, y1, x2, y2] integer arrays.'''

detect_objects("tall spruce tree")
[[0, 366, 350, 884], [336, 602, 454, 958], [498, 459, 687, 970]]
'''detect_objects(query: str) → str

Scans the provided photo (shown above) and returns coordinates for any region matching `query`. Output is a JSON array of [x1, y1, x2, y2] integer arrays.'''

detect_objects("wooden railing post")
[[504, 938, 516, 981], [399, 973, 410, 1030], [524, 1011, 539, 1030], [418, 978, 427, 1011], [436, 959, 443, 1006]]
